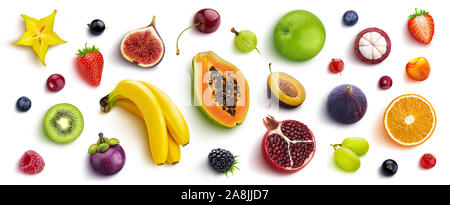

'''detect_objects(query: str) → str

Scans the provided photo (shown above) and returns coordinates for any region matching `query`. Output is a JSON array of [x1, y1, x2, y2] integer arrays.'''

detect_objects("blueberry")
[[343, 10, 359, 26], [88, 19, 105, 35], [381, 159, 398, 176], [16, 96, 31, 112]]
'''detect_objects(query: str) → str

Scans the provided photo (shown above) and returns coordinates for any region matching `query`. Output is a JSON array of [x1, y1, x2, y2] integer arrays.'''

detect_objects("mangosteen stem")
[[231, 27, 239, 35], [99, 133, 105, 143], [176, 22, 202, 55]]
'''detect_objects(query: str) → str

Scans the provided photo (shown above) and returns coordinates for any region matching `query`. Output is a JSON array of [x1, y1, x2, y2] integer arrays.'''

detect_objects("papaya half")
[[192, 51, 249, 128]]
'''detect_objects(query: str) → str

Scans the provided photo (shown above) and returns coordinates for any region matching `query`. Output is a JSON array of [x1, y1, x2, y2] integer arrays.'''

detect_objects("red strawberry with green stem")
[[408, 9, 434, 44], [76, 43, 104, 86]]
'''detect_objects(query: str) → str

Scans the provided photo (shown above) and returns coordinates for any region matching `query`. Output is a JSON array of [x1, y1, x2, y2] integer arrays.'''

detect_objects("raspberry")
[[19, 150, 45, 175]]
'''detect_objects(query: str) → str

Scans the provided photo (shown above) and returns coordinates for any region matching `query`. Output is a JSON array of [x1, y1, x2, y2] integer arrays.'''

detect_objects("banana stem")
[[176, 22, 201, 55], [100, 94, 118, 113]]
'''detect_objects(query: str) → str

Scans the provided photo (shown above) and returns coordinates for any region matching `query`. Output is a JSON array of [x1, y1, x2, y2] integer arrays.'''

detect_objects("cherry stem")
[[176, 22, 202, 55], [99, 133, 105, 143]]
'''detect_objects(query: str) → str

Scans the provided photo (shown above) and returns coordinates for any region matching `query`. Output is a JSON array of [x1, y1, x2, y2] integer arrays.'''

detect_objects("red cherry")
[[193, 8, 221, 33], [420, 153, 436, 169], [379, 75, 393, 90], [176, 8, 221, 55], [329, 58, 344, 74], [47, 74, 65, 92]]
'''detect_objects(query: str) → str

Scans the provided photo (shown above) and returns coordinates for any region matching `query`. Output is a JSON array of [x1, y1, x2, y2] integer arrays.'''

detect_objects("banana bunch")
[[100, 80, 189, 165]]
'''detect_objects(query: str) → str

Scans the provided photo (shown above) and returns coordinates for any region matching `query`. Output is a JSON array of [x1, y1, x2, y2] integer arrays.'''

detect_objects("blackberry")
[[208, 148, 239, 176]]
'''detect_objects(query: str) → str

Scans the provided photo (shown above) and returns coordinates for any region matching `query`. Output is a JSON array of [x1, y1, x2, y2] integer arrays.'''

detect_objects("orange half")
[[384, 94, 436, 147]]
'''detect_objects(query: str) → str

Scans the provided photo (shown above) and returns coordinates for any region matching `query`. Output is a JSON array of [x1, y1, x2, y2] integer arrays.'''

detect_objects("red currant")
[[379, 75, 392, 90], [329, 58, 344, 74], [420, 153, 436, 169], [47, 74, 65, 92]]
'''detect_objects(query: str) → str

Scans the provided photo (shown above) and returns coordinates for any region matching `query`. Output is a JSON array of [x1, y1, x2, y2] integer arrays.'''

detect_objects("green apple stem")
[[176, 22, 201, 55]]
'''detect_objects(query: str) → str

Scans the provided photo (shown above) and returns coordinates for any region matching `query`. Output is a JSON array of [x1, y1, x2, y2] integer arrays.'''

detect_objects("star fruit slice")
[[13, 10, 67, 66]]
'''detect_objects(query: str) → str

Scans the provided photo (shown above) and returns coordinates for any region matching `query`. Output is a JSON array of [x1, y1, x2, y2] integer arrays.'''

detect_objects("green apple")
[[273, 10, 326, 61]]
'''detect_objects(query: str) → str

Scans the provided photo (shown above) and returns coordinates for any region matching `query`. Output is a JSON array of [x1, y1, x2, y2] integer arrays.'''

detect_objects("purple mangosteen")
[[327, 84, 367, 124], [88, 133, 126, 175]]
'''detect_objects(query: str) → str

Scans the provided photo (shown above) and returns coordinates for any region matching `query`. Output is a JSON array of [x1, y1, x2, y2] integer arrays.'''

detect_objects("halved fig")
[[354, 27, 391, 64], [267, 72, 306, 108], [120, 16, 165, 68]]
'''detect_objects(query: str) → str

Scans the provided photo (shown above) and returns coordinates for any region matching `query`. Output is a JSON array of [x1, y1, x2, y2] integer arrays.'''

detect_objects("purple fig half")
[[120, 16, 165, 68]]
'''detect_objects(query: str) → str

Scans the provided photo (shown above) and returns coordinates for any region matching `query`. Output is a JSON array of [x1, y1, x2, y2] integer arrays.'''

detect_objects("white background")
[[1, 0, 447, 185]]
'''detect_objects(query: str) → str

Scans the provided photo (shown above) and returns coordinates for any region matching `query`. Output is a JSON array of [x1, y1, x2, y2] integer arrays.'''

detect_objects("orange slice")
[[384, 94, 436, 146]]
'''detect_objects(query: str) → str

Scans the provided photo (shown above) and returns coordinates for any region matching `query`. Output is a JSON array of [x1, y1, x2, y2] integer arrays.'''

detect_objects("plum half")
[[354, 27, 391, 64], [267, 64, 306, 108]]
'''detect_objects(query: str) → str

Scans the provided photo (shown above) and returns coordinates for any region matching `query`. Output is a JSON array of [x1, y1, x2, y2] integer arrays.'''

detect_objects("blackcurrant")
[[381, 159, 398, 176], [88, 19, 105, 35]]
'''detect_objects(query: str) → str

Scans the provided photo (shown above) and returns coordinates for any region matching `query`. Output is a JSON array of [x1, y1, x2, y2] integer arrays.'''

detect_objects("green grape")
[[334, 147, 360, 172], [232, 27, 258, 53], [342, 137, 369, 156]]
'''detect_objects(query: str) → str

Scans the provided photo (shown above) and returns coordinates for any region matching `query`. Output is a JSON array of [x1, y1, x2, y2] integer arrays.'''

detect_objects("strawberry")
[[75, 44, 104, 86], [408, 9, 434, 44]]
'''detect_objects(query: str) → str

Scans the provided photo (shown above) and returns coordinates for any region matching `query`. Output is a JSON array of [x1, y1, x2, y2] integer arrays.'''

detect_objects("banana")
[[115, 98, 181, 165], [166, 131, 181, 165], [112, 82, 190, 146], [101, 80, 168, 165], [139, 81, 190, 146], [114, 98, 143, 118]]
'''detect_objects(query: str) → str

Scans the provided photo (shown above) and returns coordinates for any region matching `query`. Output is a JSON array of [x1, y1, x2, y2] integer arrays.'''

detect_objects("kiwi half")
[[44, 103, 84, 144]]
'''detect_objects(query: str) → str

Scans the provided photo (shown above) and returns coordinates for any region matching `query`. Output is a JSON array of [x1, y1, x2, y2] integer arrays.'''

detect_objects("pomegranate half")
[[354, 27, 391, 64], [261, 116, 316, 173]]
